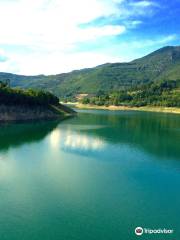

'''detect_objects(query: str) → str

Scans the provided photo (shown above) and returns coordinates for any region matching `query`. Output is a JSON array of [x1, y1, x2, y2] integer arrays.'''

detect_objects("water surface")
[[0, 110, 180, 240]]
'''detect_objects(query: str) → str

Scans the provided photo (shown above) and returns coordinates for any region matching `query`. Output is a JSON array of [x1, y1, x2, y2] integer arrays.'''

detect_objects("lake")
[[0, 109, 180, 240]]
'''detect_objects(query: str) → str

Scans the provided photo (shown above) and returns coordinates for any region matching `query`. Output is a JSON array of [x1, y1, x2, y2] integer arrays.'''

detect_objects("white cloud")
[[123, 34, 177, 49], [0, 49, 8, 62], [157, 35, 177, 44], [0, 0, 128, 74], [8, 51, 123, 75], [0, 0, 125, 47], [131, 20, 143, 26], [124, 20, 143, 29], [129, 0, 157, 7], [0, 0, 163, 74]]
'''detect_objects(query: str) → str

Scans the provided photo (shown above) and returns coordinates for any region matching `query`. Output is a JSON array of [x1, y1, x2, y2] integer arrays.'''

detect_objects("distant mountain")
[[0, 46, 180, 98]]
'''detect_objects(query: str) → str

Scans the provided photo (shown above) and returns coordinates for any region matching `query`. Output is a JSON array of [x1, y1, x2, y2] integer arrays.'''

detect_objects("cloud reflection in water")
[[49, 128, 105, 152]]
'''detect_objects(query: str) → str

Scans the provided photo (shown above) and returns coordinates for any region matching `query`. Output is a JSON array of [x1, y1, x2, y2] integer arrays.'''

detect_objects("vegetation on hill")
[[0, 81, 59, 106], [0, 81, 75, 121], [0, 46, 180, 101], [0, 46, 180, 108], [81, 80, 180, 107]]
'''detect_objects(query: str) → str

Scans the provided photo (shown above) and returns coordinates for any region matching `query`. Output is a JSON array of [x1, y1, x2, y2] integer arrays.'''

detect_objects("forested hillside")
[[0, 82, 75, 121], [81, 80, 180, 107], [0, 46, 180, 102]]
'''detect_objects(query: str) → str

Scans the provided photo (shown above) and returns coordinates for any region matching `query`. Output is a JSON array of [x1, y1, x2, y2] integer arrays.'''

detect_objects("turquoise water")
[[0, 110, 180, 240]]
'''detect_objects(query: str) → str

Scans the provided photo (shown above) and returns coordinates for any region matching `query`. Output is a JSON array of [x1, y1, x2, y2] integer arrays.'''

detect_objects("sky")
[[0, 0, 179, 75]]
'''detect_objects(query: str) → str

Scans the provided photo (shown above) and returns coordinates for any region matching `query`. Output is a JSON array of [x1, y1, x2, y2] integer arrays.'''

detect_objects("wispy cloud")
[[0, 1, 127, 49], [0, 55, 8, 63], [0, 49, 8, 63], [124, 35, 177, 49], [0, 0, 178, 74], [129, 0, 158, 8], [104, 34, 178, 62]]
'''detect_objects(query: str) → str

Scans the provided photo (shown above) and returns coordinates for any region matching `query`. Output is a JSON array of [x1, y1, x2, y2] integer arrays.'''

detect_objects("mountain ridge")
[[0, 45, 180, 99]]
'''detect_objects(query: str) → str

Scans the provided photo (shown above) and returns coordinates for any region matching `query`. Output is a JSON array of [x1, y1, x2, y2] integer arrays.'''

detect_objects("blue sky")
[[0, 0, 179, 75]]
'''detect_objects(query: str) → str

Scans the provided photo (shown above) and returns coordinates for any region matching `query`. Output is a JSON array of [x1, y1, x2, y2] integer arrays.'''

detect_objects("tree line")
[[81, 80, 180, 107], [0, 82, 59, 106]]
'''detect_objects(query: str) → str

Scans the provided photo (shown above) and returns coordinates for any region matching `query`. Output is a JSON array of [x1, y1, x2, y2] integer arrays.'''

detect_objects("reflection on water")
[[71, 110, 180, 160], [0, 110, 179, 161], [0, 110, 180, 240], [49, 128, 105, 152], [0, 120, 59, 152]]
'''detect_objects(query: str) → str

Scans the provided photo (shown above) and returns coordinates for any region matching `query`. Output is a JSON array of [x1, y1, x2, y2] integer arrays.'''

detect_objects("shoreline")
[[65, 103, 180, 114], [0, 104, 75, 122]]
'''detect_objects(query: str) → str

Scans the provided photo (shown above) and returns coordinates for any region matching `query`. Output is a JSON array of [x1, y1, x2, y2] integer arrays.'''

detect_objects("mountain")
[[0, 46, 180, 99]]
